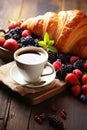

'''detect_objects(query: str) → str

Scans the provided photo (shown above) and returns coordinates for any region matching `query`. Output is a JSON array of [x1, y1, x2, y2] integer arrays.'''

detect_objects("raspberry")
[[70, 56, 80, 64], [53, 61, 62, 71], [34, 115, 42, 124]]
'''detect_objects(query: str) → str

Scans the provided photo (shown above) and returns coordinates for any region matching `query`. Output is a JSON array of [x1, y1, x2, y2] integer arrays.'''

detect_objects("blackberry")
[[65, 54, 71, 63], [12, 33, 21, 40], [5, 27, 22, 40], [20, 36, 35, 46], [48, 51, 58, 64], [34, 38, 40, 47], [73, 59, 85, 72], [56, 65, 67, 80], [57, 53, 66, 63], [66, 64, 75, 73], [48, 115, 64, 129], [5, 32, 12, 39]]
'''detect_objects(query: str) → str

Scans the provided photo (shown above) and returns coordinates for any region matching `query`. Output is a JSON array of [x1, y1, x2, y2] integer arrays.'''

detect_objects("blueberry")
[[80, 94, 87, 103]]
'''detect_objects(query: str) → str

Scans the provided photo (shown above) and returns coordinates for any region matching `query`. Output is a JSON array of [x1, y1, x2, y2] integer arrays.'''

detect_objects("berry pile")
[[1, 19, 87, 103], [49, 52, 87, 103], [0, 20, 40, 51]]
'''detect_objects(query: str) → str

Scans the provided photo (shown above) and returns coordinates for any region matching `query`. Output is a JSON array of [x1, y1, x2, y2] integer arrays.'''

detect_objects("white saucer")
[[10, 63, 56, 88]]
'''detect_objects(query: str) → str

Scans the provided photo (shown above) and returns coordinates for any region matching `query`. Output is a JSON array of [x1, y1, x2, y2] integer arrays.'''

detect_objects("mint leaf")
[[44, 32, 49, 43], [48, 40, 54, 46], [38, 41, 46, 47], [38, 32, 58, 53], [47, 45, 58, 53]]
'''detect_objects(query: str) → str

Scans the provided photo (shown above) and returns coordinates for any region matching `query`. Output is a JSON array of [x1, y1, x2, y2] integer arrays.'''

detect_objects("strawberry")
[[8, 22, 20, 30], [3, 38, 19, 51], [82, 84, 87, 98], [65, 73, 79, 85], [72, 69, 83, 80], [71, 85, 81, 96], [22, 29, 31, 37], [84, 62, 87, 72], [0, 37, 6, 46], [82, 74, 87, 84], [53, 61, 62, 71], [70, 56, 79, 64]]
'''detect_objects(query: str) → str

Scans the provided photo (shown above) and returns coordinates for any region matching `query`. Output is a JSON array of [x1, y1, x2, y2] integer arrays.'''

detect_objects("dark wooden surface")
[[0, 0, 87, 130]]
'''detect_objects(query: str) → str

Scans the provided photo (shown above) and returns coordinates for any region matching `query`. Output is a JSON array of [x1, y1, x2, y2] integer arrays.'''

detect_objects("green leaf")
[[48, 40, 54, 46], [38, 41, 46, 47], [44, 32, 49, 43], [47, 45, 58, 53], [38, 32, 58, 53]]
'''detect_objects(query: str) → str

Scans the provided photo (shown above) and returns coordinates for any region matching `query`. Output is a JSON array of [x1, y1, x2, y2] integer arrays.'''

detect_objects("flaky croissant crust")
[[21, 10, 87, 58]]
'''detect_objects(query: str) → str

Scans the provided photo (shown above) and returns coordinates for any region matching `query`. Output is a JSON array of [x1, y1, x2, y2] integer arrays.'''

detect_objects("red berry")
[[84, 62, 87, 72], [72, 69, 83, 80], [70, 56, 79, 64], [61, 109, 67, 116], [71, 85, 81, 96], [34, 115, 42, 124], [65, 73, 79, 85], [8, 22, 20, 30], [0, 37, 6, 46], [50, 104, 57, 112], [39, 113, 46, 120], [3, 38, 19, 51], [22, 29, 31, 37], [53, 61, 62, 71], [82, 74, 87, 84], [82, 84, 87, 98], [60, 110, 67, 120]]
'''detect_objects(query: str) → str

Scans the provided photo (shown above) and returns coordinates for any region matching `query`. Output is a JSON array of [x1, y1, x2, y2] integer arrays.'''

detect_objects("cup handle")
[[41, 62, 54, 77]]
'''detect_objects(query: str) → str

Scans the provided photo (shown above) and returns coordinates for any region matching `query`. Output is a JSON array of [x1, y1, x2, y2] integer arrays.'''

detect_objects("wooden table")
[[0, 0, 87, 130]]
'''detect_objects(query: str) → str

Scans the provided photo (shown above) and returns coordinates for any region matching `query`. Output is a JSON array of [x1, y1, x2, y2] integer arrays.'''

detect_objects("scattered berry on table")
[[39, 113, 47, 120], [60, 109, 67, 120], [34, 115, 43, 124], [50, 104, 58, 112], [48, 115, 64, 129]]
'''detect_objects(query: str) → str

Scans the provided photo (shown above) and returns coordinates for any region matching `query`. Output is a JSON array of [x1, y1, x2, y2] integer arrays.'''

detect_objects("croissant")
[[21, 10, 87, 59]]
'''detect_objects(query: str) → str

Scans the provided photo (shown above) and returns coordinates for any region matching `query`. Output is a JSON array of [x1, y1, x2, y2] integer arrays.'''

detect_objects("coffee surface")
[[18, 53, 44, 64]]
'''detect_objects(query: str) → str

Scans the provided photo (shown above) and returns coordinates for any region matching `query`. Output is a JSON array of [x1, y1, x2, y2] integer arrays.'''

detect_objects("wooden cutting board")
[[0, 61, 66, 105]]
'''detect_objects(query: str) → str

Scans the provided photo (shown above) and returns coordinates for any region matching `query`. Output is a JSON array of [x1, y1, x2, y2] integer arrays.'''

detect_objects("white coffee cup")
[[14, 46, 54, 83]]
